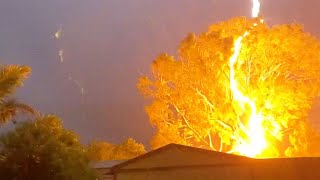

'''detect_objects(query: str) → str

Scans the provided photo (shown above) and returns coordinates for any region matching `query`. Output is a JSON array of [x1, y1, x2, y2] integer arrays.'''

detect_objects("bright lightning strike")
[[252, 0, 260, 18], [227, 0, 266, 157]]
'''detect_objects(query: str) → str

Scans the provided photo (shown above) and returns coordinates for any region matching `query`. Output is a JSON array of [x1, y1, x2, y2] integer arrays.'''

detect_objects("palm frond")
[[0, 65, 31, 99], [0, 99, 39, 124]]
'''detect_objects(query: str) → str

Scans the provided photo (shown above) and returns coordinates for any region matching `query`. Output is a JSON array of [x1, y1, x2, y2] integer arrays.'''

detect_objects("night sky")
[[1, 0, 320, 146]]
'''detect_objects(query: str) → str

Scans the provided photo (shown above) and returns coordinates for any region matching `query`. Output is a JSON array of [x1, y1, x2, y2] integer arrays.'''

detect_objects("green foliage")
[[0, 115, 97, 180], [87, 141, 114, 161], [0, 99, 38, 124], [111, 138, 146, 160], [0, 65, 37, 124], [87, 138, 146, 161]]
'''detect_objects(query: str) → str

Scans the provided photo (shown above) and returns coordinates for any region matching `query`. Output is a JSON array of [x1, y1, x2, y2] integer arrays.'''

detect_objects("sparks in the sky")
[[55, 27, 62, 40], [53, 26, 86, 97], [58, 49, 64, 63]]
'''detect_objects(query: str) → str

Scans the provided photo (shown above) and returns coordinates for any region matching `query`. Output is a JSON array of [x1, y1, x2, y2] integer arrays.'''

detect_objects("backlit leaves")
[[138, 17, 320, 156]]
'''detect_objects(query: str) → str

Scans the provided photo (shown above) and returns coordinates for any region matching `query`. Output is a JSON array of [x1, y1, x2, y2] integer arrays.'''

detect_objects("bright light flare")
[[252, 0, 260, 18], [55, 28, 62, 39], [227, 0, 268, 157], [228, 33, 267, 157]]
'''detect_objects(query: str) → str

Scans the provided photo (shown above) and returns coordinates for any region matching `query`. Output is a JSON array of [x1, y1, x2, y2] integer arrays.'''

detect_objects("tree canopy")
[[0, 115, 97, 180], [138, 17, 320, 157], [87, 138, 146, 161], [0, 62, 145, 178]]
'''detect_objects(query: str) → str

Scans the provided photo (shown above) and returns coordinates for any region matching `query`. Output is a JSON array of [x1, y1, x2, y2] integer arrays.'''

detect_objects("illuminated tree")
[[137, 17, 320, 157], [112, 138, 146, 160], [87, 138, 146, 161], [87, 141, 115, 161]]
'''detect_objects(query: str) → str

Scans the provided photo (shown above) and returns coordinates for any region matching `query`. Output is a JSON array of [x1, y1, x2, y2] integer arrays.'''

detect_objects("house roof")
[[91, 160, 125, 169], [97, 144, 320, 179], [91, 143, 320, 180], [111, 143, 252, 171]]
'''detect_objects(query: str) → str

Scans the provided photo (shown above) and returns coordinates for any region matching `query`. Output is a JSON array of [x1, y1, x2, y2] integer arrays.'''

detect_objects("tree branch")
[[195, 88, 215, 111], [219, 137, 223, 152], [173, 104, 216, 150], [207, 131, 215, 150]]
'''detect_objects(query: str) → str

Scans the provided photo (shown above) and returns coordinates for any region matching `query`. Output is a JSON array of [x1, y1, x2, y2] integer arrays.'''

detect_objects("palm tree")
[[0, 99, 38, 124], [0, 65, 38, 124]]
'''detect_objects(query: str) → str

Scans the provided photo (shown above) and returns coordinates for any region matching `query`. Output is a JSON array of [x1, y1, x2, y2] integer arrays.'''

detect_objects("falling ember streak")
[[55, 27, 64, 63], [52, 25, 87, 123], [55, 27, 62, 40], [53, 26, 86, 96], [58, 50, 64, 63], [68, 74, 86, 95], [228, 0, 266, 157]]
